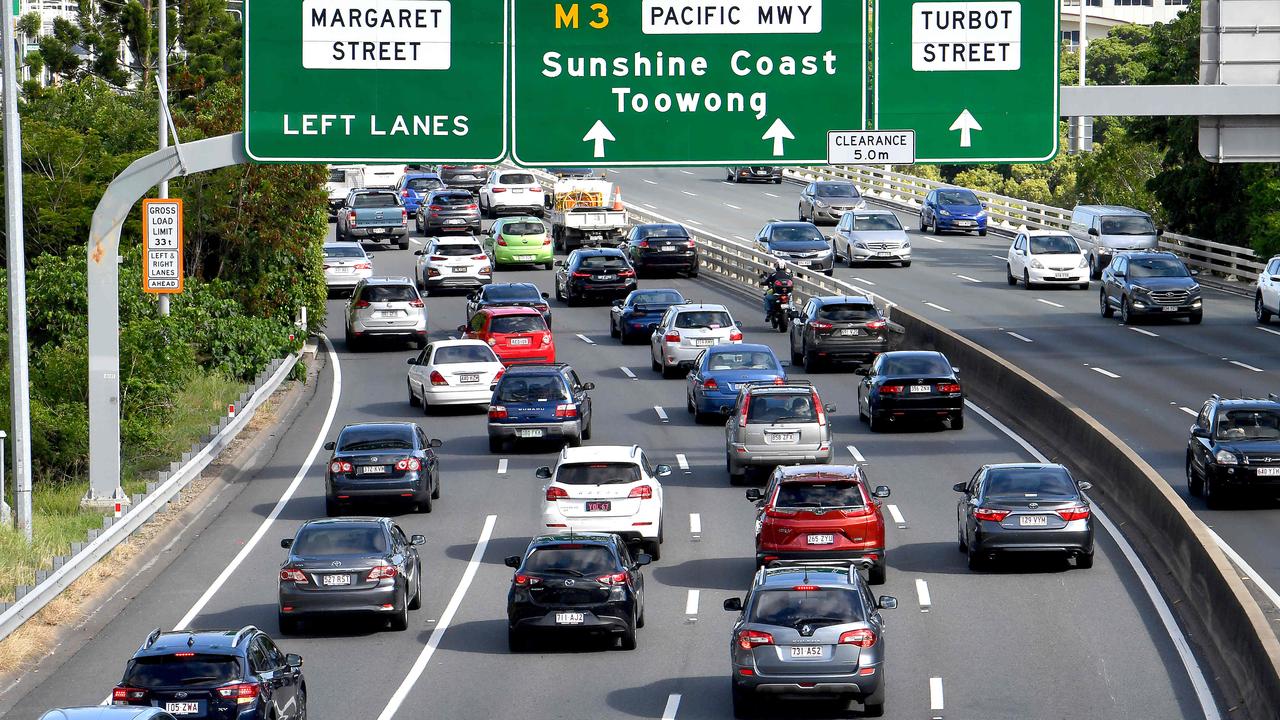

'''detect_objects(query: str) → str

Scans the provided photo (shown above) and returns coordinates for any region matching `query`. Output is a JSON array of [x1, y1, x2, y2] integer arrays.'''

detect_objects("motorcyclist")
[[760, 261, 794, 322]]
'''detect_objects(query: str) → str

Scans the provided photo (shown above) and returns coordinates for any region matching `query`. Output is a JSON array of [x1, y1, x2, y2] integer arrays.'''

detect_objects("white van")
[[1068, 205, 1162, 279]]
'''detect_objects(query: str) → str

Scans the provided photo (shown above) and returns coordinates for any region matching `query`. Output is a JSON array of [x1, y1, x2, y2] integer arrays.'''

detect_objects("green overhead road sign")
[[244, 0, 507, 162], [873, 0, 1059, 163], [511, 0, 866, 166]]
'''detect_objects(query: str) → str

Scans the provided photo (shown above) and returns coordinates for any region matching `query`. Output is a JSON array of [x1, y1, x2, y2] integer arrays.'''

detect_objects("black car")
[[278, 517, 425, 633], [113, 627, 305, 720], [754, 221, 835, 275], [323, 422, 442, 516], [417, 189, 481, 235], [1187, 394, 1280, 508], [554, 247, 637, 305], [437, 163, 490, 192], [620, 223, 699, 277], [609, 288, 686, 344], [788, 295, 896, 372], [504, 532, 650, 651], [1099, 251, 1202, 324], [726, 166, 782, 184], [466, 282, 552, 327], [855, 351, 964, 431]]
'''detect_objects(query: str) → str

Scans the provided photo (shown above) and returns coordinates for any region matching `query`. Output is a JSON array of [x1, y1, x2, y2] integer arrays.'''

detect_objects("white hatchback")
[[415, 237, 493, 292], [537, 445, 670, 559], [406, 339, 505, 411], [649, 303, 744, 378], [1007, 230, 1090, 290]]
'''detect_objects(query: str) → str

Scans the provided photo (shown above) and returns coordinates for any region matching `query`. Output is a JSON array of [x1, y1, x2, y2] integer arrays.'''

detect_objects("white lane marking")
[[763, 192, 779, 198], [916, 579, 932, 612], [846, 444, 866, 462], [685, 589, 700, 616], [410, 238, 423, 246], [1258, 326, 1280, 337], [1129, 327, 1159, 337], [955, 274, 981, 283], [680, 170, 694, 176], [497, 458, 508, 475], [930, 677, 944, 712], [1180, 406, 1198, 417], [851, 277, 877, 286], [376, 515, 498, 720], [174, 336, 342, 631], [685, 219, 703, 226], [676, 453, 690, 472], [1036, 298, 1065, 308], [925, 236, 945, 244], [990, 254, 1005, 260], [655, 405, 669, 422], [662, 694, 682, 720], [681, 190, 697, 197], [643, 203, 658, 209], [1006, 331, 1033, 343], [725, 203, 742, 210], [1231, 360, 1264, 372], [1205, 527, 1280, 624], [924, 302, 951, 312], [1091, 367, 1121, 379], [621, 366, 637, 379], [643, 179, 657, 185], [733, 235, 750, 242], [689, 512, 702, 535], [964, 400, 1220, 720], [887, 504, 907, 528], [576, 333, 595, 345]]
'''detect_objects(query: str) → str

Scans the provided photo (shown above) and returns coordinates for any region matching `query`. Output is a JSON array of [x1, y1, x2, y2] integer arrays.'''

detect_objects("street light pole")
[[157, 0, 170, 317]]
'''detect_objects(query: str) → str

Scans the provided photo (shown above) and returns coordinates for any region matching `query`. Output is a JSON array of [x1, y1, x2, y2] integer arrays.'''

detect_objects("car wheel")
[[278, 613, 299, 636], [582, 418, 592, 440], [295, 685, 307, 720], [957, 526, 968, 553], [773, 177, 782, 185], [388, 589, 410, 631], [823, 268, 833, 277], [803, 348, 821, 373], [1022, 270, 1033, 290], [978, 229, 987, 237], [919, 214, 928, 232], [790, 338, 803, 364], [687, 393, 696, 414], [1186, 455, 1204, 496], [931, 218, 941, 236], [415, 216, 423, 233], [967, 548, 987, 572], [1120, 296, 1133, 324], [324, 496, 340, 517], [408, 570, 423, 609], [688, 266, 699, 278], [1099, 289, 1114, 318], [618, 616, 638, 650], [1089, 256, 1102, 280], [1006, 264, 1017, 286], [407, 380, 420, 407], [1204, 473, 1226, 510], [661, 362, 681, 379], [1076, 552, 1094, 570], [727, 452, 745, 486], [901, 260, 911, 268], [568, 432, 583, 448], [731, 684, 757, 719], [868, 410, 886, 433], [847, 246, 858, 268], [431, 470, 441, 499], [652, 353, 662, 372], [868, 560, 886, 585], [610, 318, 620, 338], [798, 205, 806, 222], [645, 539, 662, 562], [1077, 282, 1089, 290], [950, 412, 964, 431], [398, 236, 409, 250], [488, 435, 503, 453], [1188, 311, 1203, 325], [1257, 294, 1274, 324]]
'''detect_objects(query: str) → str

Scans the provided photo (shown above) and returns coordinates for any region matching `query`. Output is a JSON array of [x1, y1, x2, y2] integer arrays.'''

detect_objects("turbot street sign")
[[873, 0, 1058, 163], [511, 0, 866, 166], [244, 0, 507, 162]]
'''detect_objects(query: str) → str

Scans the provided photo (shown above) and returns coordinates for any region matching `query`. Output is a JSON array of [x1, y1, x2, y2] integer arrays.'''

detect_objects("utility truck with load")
[[544, 177, 628, 252]]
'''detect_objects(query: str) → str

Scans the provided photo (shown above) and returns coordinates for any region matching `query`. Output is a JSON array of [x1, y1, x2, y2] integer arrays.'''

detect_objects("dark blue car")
[[920, 187, 988, 236], [685, 343, 786, 423], [609, 288, 686, 344], [395, 172, 444, 217], [487, 363, 594, 452]]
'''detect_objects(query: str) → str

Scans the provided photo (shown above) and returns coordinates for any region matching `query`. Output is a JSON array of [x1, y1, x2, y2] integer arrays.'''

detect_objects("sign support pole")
[[157, 0, 170, 317]]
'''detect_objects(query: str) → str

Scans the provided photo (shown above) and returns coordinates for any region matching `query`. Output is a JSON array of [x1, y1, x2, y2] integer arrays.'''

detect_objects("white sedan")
[[406, 339, 505, 411], [1006, 230, 1090, 290], [415, 237, 492, 293]]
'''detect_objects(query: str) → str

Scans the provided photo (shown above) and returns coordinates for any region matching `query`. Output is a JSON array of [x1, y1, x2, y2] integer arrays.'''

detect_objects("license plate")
[[807, 534, 834, 545], [693, 338, 715, 347], [586, 501, 612, 512], [1258, 467, 1280, 477], [797, 260, 813, 266], [1054, 272, 1071, 279], [376, 310, 400, 318], [446, 219, 465, 224], [459, 373, 480, 383], [1019, 515, 1049, 526], [515, 255, 536, 261], [771, 433, 799, 443], [165, 703, 200, 715], [838, 328, 863, 336], [516, 428, 544, 438], [1162, 306, 1178, 312], [556, 612, 584, 625], [452, 266, 468, 273], [790, 646, 825, 658], [956, 220, 973, 227], [876, 251, 892, 257], [374, 228, 386, 234], [661, 245, 675, 252], [333, 267, 353, 274], [509, 337, 531, 346], [596, 274, 616, 281], [322, 574, 351, 586], [511, 188, 524, 193], [589, 233, 603, 240], [358, 465, 387, 475], [910, 385, 931, 393]]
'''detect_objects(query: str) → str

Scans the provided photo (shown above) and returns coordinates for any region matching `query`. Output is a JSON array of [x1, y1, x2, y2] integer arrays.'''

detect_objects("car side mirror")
[[1115, 271, 1126, 279], [280, 538, 294, 548], [1078, 482, 1093, 492], [456, 324, 467, 333], [1087, 227, 1099, 236], [467, 292, 478, 301], [410, 534, 427, 545], [723, 597, 744, 612], [407, 357, 417, 365], [285, 653, 303, 669], [877, 596, 898, 610], [553, 260, 564, 267], [745, 488, 763, 502], [323, 441, 335, 451], [1190, 268, 1200, 276], [1191, 426, 1210, 438], [655, 464, 672, 477], [535, 466, 553, 479], [414, 249, 425, 255], [872, 485, 891, 498], [612, 299, 624, 307], [1156, 227, 1165, 237], [428, 438, 443, 448], [503, 555, 522, 568], [952, 482, 968, 493], [853, 366, 869, 376], [633, 553, 652, 567], [541, 292, 551, 300], [824, 404, 836, 413], [648, 323, 659, 331], [787, 310, 800, 319], [581, 382, 596, 391], [951, 367, 960, 374]]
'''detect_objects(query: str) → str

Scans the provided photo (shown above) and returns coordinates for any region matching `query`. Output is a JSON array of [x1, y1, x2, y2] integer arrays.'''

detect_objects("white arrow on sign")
[[762, 118, 794, 157], [583, 120, 615, 158], [948, 109, 982, 148]]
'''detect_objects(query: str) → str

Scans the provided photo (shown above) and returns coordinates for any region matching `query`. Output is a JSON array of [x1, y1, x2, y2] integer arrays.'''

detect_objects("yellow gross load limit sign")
[[143, 198, 184, 294]]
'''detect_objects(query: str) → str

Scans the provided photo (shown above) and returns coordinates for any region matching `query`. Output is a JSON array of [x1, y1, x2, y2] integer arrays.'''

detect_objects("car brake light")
[[395, 458, 422, 472], [737, 629, 774, 650], [555, 403, 578, 418], [729, 330, 743, 341], [618, 269, 635, 278], [628, 485, 653, 499], [430, 371, 448, 386], [702, 378, 718, 390], [810, 321, 834, 331], [493, 187, 507, 193], [488, 405, 508, 420], [597, 571, 628, 585], [542, 238, 552, 245], [865, 319, 887, 330], [279, 567, 306, 582], [772, 377, 785, 385], [841, 505, 875, 518], [541, 332, 552, 345], [429, 205, 443, 211], [741, 393, 751, 423], [839, 628, 878, 648], [687, 239, 696, 248], [173, 652, 195, 657], [409, 298, 424, 308], [571, 271, 592, 278], [813, 390, 826, 426], [352, 300, 370, 309], [975, 508, 1010, 522], [367, 564, 398, 580], [354, 263, 371, 270], [430, 255, 448, 261], [792, 584, 821, 591], [878, 384, 903, 394], [497, 237, 508, 246], [472, 255, 488, 261], [466, 204, 478, 210], [530, 186, 543, 192], [329, 460, 353, 473], [113, 686, 148, 704], [401, 208, 408, 225], [664, 331, 681, 343], [638, 240, 649, 248], [546, 486, 569, 501], [514, 573, 541, 586], [937, 383, 961, 393], [1056, 505, 1090, 521], [216, 682, 260, 704], [493, 369, 504, 384], [348, 210, 357, 227]]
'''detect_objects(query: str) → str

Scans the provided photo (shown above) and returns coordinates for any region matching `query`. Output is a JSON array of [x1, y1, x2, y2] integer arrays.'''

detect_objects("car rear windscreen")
[[746, 393, 816, 423], [337, 426, 415, 451], [503, 222, 545, 236], [577, 255, 628, 269], [984, 468, 1077, 498], [324, 246, 366, 259], [674, 311, 732, 329], [293, 526, 388, 555], [494, 375, 568, 403], [122, 655, 242, 688], [750, 588, 864, 625], [361, 285, 418, 302], [485, 285, 540, 302], [490, 315, 547, 334], [706, 351, 776, 371], [352, 193, 398, 208], [499, 173, 536, 185], [816, 304, 877, 322], [638, 225, 689, 239], [556, 462, 642, 485], [775, 481, 864, 508], [433, 345, 497, 365], [434, 243, 483, 256], [524, 545, 616, 575], [632, 291, 683, 306], [852, 215, 901, 231], [434, 193, 474, 206], [880, 356, 950, 376], [408, 177, 443, 192]]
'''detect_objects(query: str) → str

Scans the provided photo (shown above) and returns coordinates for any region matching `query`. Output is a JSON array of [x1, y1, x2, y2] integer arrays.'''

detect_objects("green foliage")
[[951, 167, 1005, 194], [1075, 125, 1162, 218]]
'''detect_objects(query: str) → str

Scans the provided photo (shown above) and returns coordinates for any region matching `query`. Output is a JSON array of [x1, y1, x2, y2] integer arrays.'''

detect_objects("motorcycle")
[[765, 277, 795, 332]]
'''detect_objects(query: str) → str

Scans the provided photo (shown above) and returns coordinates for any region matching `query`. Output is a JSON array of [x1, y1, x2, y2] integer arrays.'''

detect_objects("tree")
[[1074, 125, 1162, 218]]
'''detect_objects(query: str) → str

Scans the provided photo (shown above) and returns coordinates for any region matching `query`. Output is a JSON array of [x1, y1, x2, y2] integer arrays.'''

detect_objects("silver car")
[[832, 209, 912, 268], [725, 382, 833, 484], [648, 303, 743, 378], [345, 277, 429, 351], [415, 236, 492, 292], [798, 181, 867, 225], [41, 709, 176, 720], [323, 242, 373, 294]]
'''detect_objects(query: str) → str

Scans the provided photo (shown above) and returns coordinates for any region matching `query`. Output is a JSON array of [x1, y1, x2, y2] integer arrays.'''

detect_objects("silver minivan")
[[1068, 205, 1162, 279], [724, 381, 834, 484], [345, 277, 429, 351]]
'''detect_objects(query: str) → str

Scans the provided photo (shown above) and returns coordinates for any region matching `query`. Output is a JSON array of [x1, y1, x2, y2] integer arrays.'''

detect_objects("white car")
[[415, 237, 492, 293], [322, 242, 372, 294], [478, 170, 545, 219], [1256, 254, 1280, 324], [649, 303, 743, 379], [1007, 230, 1090, 290], [406, 339, 505, 410], [832, 209, 912, 267], [537, 445, 670, 559]]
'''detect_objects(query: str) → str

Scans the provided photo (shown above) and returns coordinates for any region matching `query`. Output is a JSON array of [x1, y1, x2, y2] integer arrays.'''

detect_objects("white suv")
[[1256, 255, 1280, 324], [537, 445, 670, 559], [415, 237, 493, 292], [479, 170, 545, 219], [649, 303, 743, 378]]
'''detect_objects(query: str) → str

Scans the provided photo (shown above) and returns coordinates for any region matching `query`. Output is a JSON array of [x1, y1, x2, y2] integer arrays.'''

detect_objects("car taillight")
[[542, 237, 552, 245], [741, 393, 751, 423], [113, 686, 147, 704], [541, 333, 552, 345], [430, 371, 448, 386], [430, 255, 448, 261], [878, 384, 903, 394], [975, 508, 1010, 522], [865, 319, 887, 331], [839, 628, 878, 648], [530, 186, 543, 192], [492, 369, 505, 384], [729, 330, 743, 341], [686, 239, 696, 248], [664, 331, 681, 343], [555, 403, 578, 418], [497, 237, 508, 246], [401, 190, 410, 197], [618, 269, 635, 278], [354, 263, 371, 270], [348, 210, 357, 227], [493, 187, 507, 193], [810, 321, 834, 331], [410, 298, 425, 308], [1056, 505, 1090, 521], [216, 682, 260, 704], [279, 567, 306, 582], [737, 629, 775, 650], [429, 205, 443, 212], [353, 300, 370, 309], [514, 573, 541, 586], [472, 255, 488, 261], [401, 209, 408, 224], [813, 390, 827, 426], [629, 485, 653, 499], [546, 486, 569, 501], [772, 377, 785, 385], [597, 571, 628, 585], [367, 564, 398, 580], [937, 383, 961, 393], [703, 378, 718, 390], [466, 204, 478, 210], [396, 458, 422, 472], [488, 405, 508, 420], [329, 460, 353, 473], [571, 271, 592, 278], [638, 240, 649, 248]]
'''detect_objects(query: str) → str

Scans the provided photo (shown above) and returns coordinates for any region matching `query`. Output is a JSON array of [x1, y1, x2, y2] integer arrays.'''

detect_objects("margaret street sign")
[[244, 0, 508, 162], [511, 0, 866, 166], [873, 0, 1059, 163]]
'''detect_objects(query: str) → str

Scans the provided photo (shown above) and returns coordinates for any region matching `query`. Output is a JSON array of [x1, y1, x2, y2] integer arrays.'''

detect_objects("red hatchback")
[[461, 307, 556, 365], [746, 464, 891, 584]]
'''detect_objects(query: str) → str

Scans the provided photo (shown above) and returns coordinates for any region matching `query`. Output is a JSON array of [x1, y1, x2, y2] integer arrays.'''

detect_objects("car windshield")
[[632, 291, 684, 306], [852, 214, 901, 231], [293, 526, 388, 555], [937, 190, 980, 206], [746, 393, 816, 424], [815, 183, 861, 198], [769, 226, 827, 249], [337, 426, 415, 451], [499, 173, 536, 185], [433, 193, 474, 206], [524, 545, 616, 575], [1029, 235, 1080, 254], [407, 177, 443, 192], [556, 462, 642, 485], [495, 375, 567, 403], [328, 169, 347, 183], [675, 311, 733, 329], [490, 315, 547, 334], [434, 243, 483, 257], [1101, 216, 1156, 235], [984, 468, 1078, 499], [123, 654, 243, 688], [503, 221, 545, 236], [750, 588, 863, 626], [577, 255, 628, 269], [638, 225, 689, 239], [1127, 257, 1189, 278], [879, 355, 951, 376], [1215, 409, 1280, 441], [352, 193, 398, 208], [775, 481, 864, 509], [706, 351, 777, 371], [485, 285, 541, 302], [361, 285, 418, 303], [816, 304, 878, 322], [324, 246, 365, 259], [433, 344, 497, 364]]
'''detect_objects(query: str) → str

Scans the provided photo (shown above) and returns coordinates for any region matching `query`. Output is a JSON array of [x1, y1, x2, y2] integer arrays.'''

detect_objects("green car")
[[485, 217, 553, 269]]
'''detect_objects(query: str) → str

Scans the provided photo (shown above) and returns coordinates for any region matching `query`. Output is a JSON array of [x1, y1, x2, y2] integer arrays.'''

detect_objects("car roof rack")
[[764, 558, 873, 572]]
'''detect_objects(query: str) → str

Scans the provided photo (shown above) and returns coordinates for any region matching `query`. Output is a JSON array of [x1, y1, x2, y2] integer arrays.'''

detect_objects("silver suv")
[[345, 277, 429, 351], [724, 381, 834, 485]]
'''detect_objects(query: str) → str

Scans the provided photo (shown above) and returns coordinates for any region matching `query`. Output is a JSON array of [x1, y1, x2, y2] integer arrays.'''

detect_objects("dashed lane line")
[[643, 179, 657, 185], [685, 589, 700, 616], [655, 405, 670, 422], [681, 190, 698, 197], [577, 333, 595, 345], [689, 512, 702, 537], [851, 277, 876, 286], [916, 579, 932, 612], [1258, 326, 1280, 337], [1231, 360, 1264, 372], [1036, 298, 1065, 308], [621, 366, 637, 379], [887, 504, 906, 528], [924, 302, 952, 312], [763, 192, 779, 198], [930, 677, 945, 716], [1006, 331, 1033, 343], [676, 453, 690, 472], [846, 444, 866, 462], [1090, 367, 1121, 379], [725, 203, 742, 210], [662, 694, 682, 720], [1129, 327, 1159, 337], [1179, 406, 1198, 417], [955, 274, 980, 283], [497, 459, 508, 475]]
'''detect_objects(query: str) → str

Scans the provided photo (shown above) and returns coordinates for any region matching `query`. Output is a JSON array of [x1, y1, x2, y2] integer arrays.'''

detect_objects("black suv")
[[554, 248, 637, 305], [1099, 251, 1202, 324], [788, 295, 895, 372], [620, 223, 699, 277], [323, 422, 442, 516], [113, 627, 306, 719], [1187, 394, 1280, 508], [504, 532, 650, 651]]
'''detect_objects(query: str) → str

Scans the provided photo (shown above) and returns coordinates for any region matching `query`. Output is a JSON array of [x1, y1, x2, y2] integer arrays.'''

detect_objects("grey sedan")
[[798, 181, 866, 225], [955, 463, 1095, 570]]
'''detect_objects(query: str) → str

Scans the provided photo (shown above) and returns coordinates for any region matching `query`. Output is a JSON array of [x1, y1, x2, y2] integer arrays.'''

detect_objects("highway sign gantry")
[[244, 0, 508, 162], [873, 0, 1059, 163], [511, 0, 866, 166]]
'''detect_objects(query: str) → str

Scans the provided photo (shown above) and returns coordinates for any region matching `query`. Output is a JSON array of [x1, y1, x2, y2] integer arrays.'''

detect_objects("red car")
[[746, 464, 891, 584], [460, 307, 555, 365]]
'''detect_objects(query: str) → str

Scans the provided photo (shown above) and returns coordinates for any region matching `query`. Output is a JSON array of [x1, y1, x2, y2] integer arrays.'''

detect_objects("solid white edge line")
[[964, 400, 1220, 720], [1091, 367, 1121, 379], [1230, 360, 1264, 372], [887, 504, 906, 527], [846, 444, 866, 462], [689, 513, 702, 535], [376, 515, 498, 720], [1006, 331, 1033, 343], [685, 589, 700, 616], [655, 405, 669, 422], [661, 694, 682, 720], [1204, 527, 1280, 617], [676, 453, 690, 471], [915, 579, 932, 612], [497, 458, 508, 475], [621, 366, 637, 379], [929, 677, 944, 711], [1129, 327, 1159, 337]]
